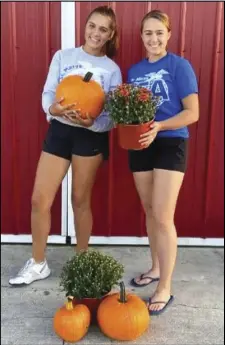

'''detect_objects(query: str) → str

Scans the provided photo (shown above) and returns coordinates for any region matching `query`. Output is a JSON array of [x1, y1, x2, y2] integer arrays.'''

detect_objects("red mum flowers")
[[105, 83, 159, 125]]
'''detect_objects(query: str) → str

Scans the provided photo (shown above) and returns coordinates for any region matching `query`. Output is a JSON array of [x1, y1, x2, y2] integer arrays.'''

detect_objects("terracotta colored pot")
[[117, 120, 154, 150], [73, 294, 109, 324]]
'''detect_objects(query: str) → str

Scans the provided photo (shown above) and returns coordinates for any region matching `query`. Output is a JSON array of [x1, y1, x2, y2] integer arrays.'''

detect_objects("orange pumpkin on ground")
[[97, 282, 150, 341], [53, 297, 91, 343], [56, 72, 105, 119]]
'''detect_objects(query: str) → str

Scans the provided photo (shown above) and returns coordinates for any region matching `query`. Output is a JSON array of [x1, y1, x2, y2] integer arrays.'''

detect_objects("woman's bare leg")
[[71, 154, 103, 253], [31, 152, 70, 262], [132, 171, 160, 284], [148, 168, 184, 312]]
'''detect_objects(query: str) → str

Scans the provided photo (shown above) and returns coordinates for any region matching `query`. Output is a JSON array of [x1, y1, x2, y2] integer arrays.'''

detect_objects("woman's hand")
[[63, 110, 95, 128], [139, 121, 162, 148], [49, 97, 76, 117], [49, 98, 94, 127]]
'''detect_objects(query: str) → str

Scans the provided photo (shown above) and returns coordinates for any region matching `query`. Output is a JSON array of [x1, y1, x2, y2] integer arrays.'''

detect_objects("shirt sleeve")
[[42, 50, 61, 121], [91, 67, 123, 132], [175, 58, 198, 100], [109, 67, 123, 91]]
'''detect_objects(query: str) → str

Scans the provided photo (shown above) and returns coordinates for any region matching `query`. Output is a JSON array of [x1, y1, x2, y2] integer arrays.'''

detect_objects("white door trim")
[[71, 236, 224, 247], [61, 2, 75, 50], [67, 167, 75, 236], [1, 235, 66, 244], [61, 1, 76, 236], [1, 235, 224, 247]]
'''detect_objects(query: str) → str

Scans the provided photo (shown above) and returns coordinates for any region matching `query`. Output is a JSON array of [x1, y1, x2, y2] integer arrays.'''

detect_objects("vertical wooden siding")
[[75, 1, 224, 238], [1, 2, 224, 239], [1, 2, 61, 234]]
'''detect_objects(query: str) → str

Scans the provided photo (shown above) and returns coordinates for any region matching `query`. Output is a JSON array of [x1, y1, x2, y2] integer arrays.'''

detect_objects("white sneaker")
[[9, 258, 51, 286]]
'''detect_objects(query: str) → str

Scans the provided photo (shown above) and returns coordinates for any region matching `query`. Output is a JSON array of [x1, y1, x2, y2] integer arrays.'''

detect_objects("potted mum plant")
[[59, 249, 124, 323], [105, 83, 159, 150]]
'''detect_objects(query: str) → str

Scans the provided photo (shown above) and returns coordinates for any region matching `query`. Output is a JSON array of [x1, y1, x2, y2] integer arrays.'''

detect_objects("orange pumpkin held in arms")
[[56, 72, 105, 119], [53, 297, 91, 343]]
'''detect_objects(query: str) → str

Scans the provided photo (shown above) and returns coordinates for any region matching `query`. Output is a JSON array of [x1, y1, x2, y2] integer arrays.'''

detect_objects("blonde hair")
[[141, 10, 171, 33]]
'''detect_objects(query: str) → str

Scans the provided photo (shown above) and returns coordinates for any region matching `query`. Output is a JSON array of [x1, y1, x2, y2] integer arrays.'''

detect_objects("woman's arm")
[[139, 57, 199, 147], [42, 51, 61, 120], [159, 93, 199, 131], [139, 93, 199, 147]]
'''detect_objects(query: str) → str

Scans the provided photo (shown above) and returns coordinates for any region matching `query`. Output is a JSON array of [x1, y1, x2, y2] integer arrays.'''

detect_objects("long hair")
[[85, 6, 119, 58]]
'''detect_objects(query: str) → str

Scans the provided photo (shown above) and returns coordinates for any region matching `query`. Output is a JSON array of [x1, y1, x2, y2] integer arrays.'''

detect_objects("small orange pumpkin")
[[56, 72, 105, 119], [97, 282, 150, 341], [53, 297, 91, 343]]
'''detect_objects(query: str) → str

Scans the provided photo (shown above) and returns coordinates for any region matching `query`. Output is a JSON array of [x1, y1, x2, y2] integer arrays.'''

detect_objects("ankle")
[[33, 258, 46, 264], [150, 266, 160, 275], [156, 285, 171, 294], [75, 247, 88, 254]]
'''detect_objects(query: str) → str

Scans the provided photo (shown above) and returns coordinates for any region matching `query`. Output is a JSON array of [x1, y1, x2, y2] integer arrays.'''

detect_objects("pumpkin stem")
[[65, 296, 74, 310], [83, 72, 93, 82], [119, 281, 127, 303]]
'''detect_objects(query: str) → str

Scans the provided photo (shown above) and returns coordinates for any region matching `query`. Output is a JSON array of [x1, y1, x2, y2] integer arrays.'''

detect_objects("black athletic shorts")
[[43, 119, 109, 161], [128, 137, 188, 173]]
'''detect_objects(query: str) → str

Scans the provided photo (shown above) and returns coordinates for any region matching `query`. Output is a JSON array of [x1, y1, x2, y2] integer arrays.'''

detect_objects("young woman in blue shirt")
[[129, 10, 199, 315]]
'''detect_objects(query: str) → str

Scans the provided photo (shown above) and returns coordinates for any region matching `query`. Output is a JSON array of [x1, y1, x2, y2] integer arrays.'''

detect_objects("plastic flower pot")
[[117, 119, 154, 150]]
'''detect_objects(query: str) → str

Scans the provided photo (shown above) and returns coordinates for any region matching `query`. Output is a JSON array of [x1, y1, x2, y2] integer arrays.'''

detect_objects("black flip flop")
[[148, 295, 174, 316], [130, 273, 160, 288]]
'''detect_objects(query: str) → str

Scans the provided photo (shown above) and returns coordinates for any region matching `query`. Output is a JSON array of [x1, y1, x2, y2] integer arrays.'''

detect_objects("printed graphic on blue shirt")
[[127, 53, 198, 138], [131, 69, 170, 107]]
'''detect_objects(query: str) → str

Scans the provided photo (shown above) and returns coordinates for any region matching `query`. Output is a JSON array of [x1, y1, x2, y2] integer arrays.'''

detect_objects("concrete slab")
[[1, 245, 224, 345]]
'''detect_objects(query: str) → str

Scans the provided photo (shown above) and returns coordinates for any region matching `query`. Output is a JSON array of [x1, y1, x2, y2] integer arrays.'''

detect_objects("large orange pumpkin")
[[56, 72, 105, 119], [97, 282, 150, 341], [53, 297, 91, 343]]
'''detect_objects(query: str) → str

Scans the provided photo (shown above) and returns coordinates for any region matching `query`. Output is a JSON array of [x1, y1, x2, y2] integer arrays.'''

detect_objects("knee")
[[31, 191, 52, 213], [152, 209, 174, 231], [71, 192, 90, 210], [142, 200, 153, 217]]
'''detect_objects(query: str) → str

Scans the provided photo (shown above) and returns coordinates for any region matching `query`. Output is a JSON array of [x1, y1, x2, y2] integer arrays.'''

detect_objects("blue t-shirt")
[[127, 52, 198, 138]]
